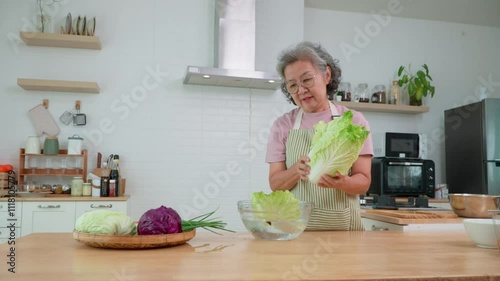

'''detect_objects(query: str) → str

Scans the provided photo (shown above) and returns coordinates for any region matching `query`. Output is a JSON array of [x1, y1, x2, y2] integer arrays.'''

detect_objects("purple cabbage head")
[[137, 206, 182, 235]]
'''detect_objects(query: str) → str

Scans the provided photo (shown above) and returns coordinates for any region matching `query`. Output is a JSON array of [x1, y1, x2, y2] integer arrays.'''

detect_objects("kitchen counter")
[[0, 195, 129, 202], [1, 231, 499, 280]]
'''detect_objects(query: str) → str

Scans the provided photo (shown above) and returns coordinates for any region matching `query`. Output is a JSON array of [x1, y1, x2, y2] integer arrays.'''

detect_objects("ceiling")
[[305, 0, 500, 28]]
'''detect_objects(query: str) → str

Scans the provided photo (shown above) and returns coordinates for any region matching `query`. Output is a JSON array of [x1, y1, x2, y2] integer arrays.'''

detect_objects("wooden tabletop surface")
[[1, 231, 499, 281]]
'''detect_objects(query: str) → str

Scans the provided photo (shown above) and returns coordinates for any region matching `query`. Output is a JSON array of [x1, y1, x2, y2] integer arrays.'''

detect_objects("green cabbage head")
[[75, 210, 137, 235], [307, 110, 370, 184]]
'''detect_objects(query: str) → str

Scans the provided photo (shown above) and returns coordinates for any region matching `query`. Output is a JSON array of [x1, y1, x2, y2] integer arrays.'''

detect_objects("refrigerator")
[[444, 98, 500, 195]]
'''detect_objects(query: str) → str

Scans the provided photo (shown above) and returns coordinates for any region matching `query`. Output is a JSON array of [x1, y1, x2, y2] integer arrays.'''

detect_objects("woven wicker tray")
[[73, 229, 196, 249]]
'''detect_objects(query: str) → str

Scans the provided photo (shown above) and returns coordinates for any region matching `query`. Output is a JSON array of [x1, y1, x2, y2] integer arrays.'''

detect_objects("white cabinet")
[[2, 197, 129, 239], [0, 202, 22, 244], [75, 201, 128, 219], [21, 202, 76, 236]]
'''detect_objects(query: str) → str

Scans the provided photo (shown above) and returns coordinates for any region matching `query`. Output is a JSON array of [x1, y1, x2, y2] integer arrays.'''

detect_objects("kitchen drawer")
[[21, 201, 76, 236], [75, 201, 128, 220], [0, 227, 21, 244], [0, 201, 22, 222]]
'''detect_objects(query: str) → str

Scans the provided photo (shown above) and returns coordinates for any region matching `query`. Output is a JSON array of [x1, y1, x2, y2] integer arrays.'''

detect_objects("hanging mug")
[[43, 136, 60, 155], [25, 136, 41, 154]]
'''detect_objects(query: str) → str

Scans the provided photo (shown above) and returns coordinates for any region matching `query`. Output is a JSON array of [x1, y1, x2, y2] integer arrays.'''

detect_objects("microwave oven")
[[385, 132, 427, 159], [368, 157, 435, 197]]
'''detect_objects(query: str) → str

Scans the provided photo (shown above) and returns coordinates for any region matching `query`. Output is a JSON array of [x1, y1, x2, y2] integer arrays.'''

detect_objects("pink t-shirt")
[[265, 103, 374, 163]]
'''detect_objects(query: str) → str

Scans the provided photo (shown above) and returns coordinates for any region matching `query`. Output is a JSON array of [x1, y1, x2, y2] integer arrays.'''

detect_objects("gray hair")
[[276, 41, 341, 105]]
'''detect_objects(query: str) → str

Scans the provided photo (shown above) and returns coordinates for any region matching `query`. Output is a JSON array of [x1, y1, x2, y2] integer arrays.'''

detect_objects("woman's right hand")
[[294, 156, 311, 180]]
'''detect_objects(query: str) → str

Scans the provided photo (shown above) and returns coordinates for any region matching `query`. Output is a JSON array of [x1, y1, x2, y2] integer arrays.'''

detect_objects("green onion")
[[181, 208, 235, 235]]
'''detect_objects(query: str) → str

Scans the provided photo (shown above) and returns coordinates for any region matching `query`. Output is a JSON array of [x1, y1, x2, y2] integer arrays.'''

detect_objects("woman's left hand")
[[317, 172, 346, 189]]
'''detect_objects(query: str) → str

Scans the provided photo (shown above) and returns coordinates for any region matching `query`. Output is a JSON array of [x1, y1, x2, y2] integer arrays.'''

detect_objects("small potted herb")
[[397, 64, 435, 106]]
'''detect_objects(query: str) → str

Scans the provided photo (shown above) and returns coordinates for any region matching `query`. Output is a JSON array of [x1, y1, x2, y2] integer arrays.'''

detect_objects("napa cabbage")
[[75, 210, 137, 235], [251, 190, 301, 221], [307, 110, 369, 184]]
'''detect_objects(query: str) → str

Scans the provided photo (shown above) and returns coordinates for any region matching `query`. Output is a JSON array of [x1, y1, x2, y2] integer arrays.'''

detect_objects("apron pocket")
[[306, 207, 350, 231]]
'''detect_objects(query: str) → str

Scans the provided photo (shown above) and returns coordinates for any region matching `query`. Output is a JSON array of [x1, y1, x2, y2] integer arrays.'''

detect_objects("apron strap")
[[293, 102, 340, 129]]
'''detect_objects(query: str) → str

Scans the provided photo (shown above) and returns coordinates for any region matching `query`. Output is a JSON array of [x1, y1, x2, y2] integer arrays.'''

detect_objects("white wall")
[[0, 0, 302, 231], [0, 1, 499, 231]]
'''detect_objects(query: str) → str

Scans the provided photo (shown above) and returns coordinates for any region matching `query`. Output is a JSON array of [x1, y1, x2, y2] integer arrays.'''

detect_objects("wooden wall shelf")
[[20, 32, 101, 50], [17, 78, 100, 94], [335, 101, 429, 114]]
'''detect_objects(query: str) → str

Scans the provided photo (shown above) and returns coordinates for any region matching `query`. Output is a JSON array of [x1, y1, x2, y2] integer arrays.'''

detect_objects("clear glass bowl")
[[237, 200, 312, 241], [491, 210, 500, 252]]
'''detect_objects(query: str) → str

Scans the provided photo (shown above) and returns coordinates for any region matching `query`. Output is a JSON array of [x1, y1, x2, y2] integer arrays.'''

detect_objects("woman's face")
[[283, 60, 331, 113]]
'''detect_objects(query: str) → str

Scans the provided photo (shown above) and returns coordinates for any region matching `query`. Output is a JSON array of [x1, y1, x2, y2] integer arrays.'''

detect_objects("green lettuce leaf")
[[307, 110, 370, 184], [251, 190, 300, 221]]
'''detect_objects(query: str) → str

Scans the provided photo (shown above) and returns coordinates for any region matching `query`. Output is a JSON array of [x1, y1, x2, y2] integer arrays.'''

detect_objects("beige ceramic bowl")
[[448, 193, 500, 218], [463, 218, 499, 249]]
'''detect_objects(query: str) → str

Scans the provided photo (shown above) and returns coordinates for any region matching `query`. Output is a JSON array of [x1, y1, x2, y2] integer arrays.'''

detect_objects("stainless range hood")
[[183, 0, 280, 90]]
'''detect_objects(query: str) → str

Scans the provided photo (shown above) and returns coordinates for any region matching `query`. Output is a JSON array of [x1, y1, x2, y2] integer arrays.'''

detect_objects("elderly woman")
[[265, 41, 373, 230]]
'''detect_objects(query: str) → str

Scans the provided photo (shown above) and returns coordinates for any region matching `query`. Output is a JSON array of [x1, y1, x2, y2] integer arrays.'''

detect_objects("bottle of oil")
[[109, 155, 120, 197]]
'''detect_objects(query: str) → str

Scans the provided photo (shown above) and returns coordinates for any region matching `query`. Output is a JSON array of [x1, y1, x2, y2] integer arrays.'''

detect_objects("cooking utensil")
[[73, 102, 86, 126], [106, 154, 114, 168], [97, 152, 102, 168], [28, 104, 60, 137], [448, 193, 500, 218], [59, 110, 74, 125]]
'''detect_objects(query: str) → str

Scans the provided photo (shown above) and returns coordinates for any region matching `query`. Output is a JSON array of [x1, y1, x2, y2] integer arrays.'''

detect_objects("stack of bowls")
[[449, 194, 500, 249]]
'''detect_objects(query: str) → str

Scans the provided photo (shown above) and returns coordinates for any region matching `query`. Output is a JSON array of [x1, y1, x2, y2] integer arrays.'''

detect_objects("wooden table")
[[1, 231, 499, 280]]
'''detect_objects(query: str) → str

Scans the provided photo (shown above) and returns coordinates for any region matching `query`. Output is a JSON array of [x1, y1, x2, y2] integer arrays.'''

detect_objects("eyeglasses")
[[285, 74, 317, 95]]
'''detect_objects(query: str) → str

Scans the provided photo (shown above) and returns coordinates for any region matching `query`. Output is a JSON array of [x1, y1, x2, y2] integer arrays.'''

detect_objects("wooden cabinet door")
[[21, 202, 76, 236], [0, 202, 22, 244]]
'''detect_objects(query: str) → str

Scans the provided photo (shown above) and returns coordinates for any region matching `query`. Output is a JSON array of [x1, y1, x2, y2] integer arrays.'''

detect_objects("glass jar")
[[391, 80, 401, 105], [82, 182, 92, 196], [71, 176, 83, 196], [355, 83, 369, 103], [338, 82, 352, 101], [371, 84, 387, 104]]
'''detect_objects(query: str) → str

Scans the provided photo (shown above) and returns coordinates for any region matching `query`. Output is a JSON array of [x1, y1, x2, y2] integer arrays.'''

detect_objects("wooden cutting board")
[[362, 209, 461, 225]]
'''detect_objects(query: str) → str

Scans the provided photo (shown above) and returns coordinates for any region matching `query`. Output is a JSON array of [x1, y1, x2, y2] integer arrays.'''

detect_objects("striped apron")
[[285, 102, 364, 231]]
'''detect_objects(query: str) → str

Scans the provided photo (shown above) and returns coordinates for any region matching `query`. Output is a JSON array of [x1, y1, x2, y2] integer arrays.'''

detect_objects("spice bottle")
[[100, 162, 109, 197], [391, 80, 401, 105], [109, 179, 116, 197]]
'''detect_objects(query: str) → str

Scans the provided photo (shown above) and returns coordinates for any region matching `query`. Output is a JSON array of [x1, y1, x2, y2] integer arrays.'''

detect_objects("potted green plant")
[[397, 64, 435, 106]]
